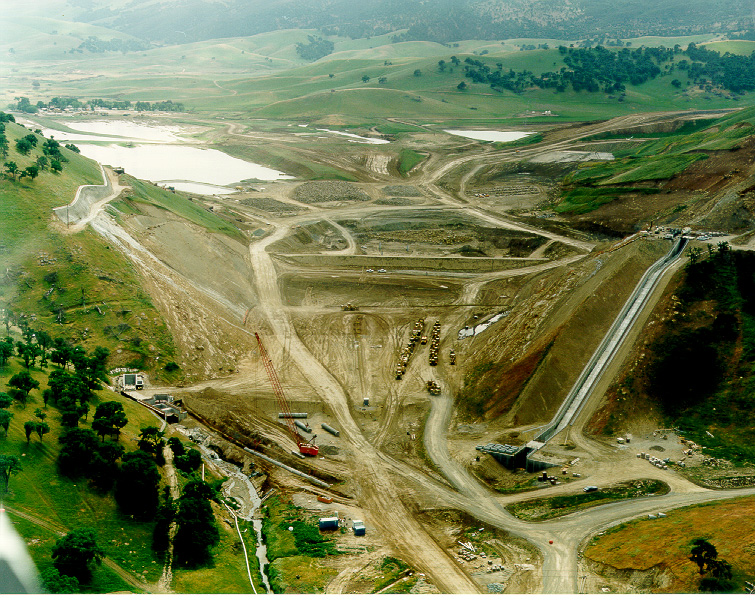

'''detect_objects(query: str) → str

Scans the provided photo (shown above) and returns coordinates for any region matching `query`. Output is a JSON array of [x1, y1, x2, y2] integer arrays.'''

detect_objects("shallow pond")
[[444, 129, 534, 142]]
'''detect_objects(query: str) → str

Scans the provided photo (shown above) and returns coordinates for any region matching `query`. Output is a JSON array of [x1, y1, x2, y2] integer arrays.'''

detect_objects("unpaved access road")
[[248, 217, 755, 594]]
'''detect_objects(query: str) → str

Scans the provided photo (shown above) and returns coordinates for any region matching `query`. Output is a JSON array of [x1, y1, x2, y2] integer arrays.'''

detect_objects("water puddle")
[[316, 128, 390, 144], [458, 311, 510, 339], [444, 129, 533, 142], [157, 181, 238, 195]]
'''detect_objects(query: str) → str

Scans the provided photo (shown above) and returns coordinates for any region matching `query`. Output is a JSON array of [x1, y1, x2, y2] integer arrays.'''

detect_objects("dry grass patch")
[[585, 496, 755, 592]]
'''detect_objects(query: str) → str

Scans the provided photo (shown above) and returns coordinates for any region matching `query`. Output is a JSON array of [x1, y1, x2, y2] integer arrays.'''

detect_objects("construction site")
[[46, 107, 755, 594]]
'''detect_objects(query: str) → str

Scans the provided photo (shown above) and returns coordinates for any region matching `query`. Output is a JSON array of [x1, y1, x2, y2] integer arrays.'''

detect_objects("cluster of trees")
[[72, 36, 150, 55], [1, 327, 219, 590], [154, 480, 219, 567], [450, 43, 755, 97], [132, 100, 184, 112], [16, 97, 184, 113], [59, 425, 126, 490], [295, 35, 334, 61], [166, 435, 202, 473], [689, 539, 737, 592], [640, 242, 755, 464], [678, 43, 755, 94], [457, 45, 672, 95], [42, 528, 104, 592], [2, 119, 71, 182]]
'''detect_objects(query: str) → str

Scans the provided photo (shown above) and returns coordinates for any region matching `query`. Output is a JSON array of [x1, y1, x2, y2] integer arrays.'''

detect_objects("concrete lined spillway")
[[534, 237, 688, 445]]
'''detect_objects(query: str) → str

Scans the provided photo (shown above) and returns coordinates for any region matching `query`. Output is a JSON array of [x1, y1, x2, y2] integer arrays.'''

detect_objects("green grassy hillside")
[[0, 356, 262, 594], [0, 358, 163, 593], [0, 122, 102, 261], [552, 107, 755, 217], [0, 122, 177, 373], [0, 120, 248, 377]]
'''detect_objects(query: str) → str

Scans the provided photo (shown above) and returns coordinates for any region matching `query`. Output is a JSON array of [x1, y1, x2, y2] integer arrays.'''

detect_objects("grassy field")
[[506, 480, 669, 521], [171, 515, 262, 594], [121, 176, 244, 241], [397, 149, 426, 175], [584, 496, 755, 592], [0, 122, 102, 264], [554, 107, 755, 215], [1, 217, 177, 375], [214, 142, 357, 181], [261, 495, 346, 594]]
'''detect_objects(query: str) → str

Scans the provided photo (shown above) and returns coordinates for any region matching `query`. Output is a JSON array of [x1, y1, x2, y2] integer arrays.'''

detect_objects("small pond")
[[444, 130, 534, 142]]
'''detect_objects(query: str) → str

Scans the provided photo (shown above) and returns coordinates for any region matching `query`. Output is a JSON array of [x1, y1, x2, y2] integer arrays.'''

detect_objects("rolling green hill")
[[24, 0, 750, 46], [3, 25, 748, 124]]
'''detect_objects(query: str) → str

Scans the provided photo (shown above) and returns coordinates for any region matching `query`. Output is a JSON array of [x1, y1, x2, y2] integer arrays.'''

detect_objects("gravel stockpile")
[[292, 181, 370, 204], [239, 197, 301, 214], [382, 185, 423, 197]]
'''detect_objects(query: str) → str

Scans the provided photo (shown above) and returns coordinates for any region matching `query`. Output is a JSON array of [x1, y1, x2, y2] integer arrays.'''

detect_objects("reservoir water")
[[25, 118, 293, 193], [75, 143, 292, 190]]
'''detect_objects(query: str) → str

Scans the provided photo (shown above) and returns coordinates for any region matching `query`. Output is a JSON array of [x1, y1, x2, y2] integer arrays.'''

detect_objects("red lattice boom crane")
[[255, 332, 318, 456]]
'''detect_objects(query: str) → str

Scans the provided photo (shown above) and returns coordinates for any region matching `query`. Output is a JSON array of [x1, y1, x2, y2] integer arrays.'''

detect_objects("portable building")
[[319, 517, 339, 530]]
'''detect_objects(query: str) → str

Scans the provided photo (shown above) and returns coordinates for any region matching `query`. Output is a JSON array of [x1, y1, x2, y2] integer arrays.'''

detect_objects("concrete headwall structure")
[[53, 163, 112, 225]]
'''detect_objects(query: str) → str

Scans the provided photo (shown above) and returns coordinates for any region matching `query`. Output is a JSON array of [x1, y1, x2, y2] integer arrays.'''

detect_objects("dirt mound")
[[292, 181, 370, 204], [239, 197, 303, 214]]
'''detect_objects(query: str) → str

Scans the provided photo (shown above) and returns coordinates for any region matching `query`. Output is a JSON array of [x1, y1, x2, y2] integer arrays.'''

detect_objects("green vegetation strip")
[[555, 186, 659, 214], [261, 495, 340, 593], [506, 480, 670, 521], [397, 149, 426, 175]]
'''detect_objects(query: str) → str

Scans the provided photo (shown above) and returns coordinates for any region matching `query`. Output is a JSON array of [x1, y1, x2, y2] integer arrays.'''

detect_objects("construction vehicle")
[[449, 349, 456, 365], [426, 380, 441, 395], [254, 332, 318, 457], [429, 320, 441, 365], [341, 303, 358, 311]]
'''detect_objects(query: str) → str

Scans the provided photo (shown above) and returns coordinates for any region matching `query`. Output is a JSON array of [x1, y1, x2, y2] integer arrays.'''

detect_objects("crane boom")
[[254, 332, 318, 456]]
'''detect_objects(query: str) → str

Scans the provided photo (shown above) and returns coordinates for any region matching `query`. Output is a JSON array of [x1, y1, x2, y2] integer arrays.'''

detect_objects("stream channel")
[[176, 425, 271, 593]]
